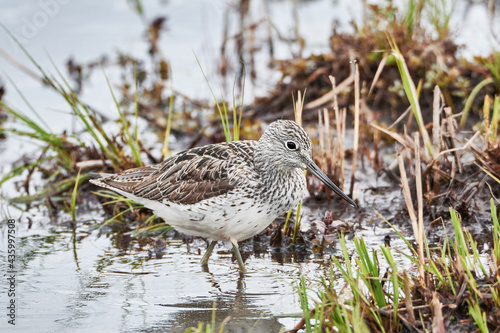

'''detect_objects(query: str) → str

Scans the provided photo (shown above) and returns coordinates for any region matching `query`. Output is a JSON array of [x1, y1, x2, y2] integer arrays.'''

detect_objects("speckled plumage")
[[90, 120, 356, 270]]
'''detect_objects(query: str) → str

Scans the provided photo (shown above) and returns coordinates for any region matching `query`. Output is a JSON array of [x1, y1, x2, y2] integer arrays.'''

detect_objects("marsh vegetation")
[[1, 0, 499, 331]]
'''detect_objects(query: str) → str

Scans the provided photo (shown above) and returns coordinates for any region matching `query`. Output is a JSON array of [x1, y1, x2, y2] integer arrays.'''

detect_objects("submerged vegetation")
[[1, 0, 499, 331]]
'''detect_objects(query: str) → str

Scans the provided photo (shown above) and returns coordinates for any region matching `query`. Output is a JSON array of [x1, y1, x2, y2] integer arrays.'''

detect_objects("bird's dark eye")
[[286, 141, 297, 150]]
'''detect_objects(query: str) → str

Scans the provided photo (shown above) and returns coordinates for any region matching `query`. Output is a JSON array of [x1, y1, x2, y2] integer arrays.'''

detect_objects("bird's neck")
[[254, 145, 307, 211]]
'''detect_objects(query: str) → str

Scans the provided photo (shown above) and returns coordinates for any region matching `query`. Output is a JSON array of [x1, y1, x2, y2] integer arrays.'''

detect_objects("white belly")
[[120, 191, 276, 242], [169, 198, 281, 241]]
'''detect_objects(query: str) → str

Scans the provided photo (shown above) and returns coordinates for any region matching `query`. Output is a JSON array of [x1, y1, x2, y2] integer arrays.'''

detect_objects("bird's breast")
[[255, 168, 308, 215]]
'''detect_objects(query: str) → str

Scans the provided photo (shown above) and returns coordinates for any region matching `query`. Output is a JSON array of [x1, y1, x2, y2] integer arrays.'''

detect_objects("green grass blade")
[[292, 201, 303, 243], [298, 276, 312, 333], [468, 301, 489, 333], [459, 77, 494, 127], [491, 95, 499, 141], [5, 74, 50, 130], [101, 66, 142, 166], [387, 35, 433, 158], [70, 168, 82, 221], [492, 199, 500, 264], [381, 246, 399, 324], [283, 209, 292, 234]]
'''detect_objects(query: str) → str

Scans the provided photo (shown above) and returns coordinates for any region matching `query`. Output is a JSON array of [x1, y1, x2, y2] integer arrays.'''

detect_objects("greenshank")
[[90, 120, 356, 271]]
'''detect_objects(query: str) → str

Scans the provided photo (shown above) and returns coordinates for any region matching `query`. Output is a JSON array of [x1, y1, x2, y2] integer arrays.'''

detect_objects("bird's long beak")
[[305, 159, 357, 207]]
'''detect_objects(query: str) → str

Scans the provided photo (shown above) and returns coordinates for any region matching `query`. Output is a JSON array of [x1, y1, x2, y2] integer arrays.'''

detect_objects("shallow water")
[[1, 0, 499, 332], [0, 209, 328, 331]]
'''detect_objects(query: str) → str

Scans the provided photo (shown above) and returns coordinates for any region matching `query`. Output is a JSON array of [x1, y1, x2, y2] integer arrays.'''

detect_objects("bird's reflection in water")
[[151, 268, 284, 333]]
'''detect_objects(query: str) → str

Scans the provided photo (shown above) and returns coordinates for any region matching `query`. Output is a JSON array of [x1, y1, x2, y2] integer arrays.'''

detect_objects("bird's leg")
[[230, 238, 246, 272], [200, 240, 218, 266]]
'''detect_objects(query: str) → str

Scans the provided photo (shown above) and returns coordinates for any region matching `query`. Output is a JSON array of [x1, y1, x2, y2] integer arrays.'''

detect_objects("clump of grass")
[[0, 27, 156, 227], [0, 31, 145, 187], [427, 0, 454, 39], [293, 84, 500, 329], [292, 65, 500, 329], [293, 197, 500, 332], [370, 38, 499, 223], [475, 51, 500, 92], [388, 36, 433, 159], [195, 54, 244, 142], [311, 75, 351, 202]]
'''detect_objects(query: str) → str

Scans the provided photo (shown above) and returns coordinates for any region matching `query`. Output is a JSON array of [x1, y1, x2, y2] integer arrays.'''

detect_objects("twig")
[[388, 105, 412, 130], [349, 60, 360, 197], [304, 74, 354, 110], [369, 53, 388, 96]]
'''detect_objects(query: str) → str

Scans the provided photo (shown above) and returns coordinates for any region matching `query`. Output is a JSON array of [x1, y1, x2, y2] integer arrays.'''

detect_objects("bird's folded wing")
[[97, 142, 255, 205]]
